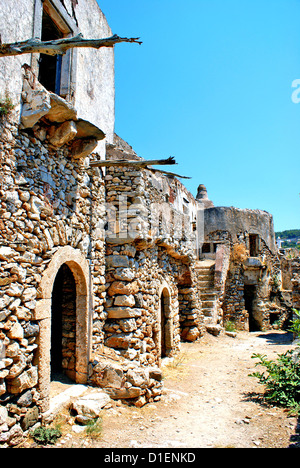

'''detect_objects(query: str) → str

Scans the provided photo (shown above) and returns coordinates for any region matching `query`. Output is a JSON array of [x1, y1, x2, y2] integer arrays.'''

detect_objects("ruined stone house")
[[0, 0, 206, 444], [197, 187, 291, 333], [0, 0, 294, 446]]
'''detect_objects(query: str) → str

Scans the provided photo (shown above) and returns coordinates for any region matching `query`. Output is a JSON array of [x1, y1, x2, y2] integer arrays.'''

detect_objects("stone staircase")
[[195, 260, 219, 326]]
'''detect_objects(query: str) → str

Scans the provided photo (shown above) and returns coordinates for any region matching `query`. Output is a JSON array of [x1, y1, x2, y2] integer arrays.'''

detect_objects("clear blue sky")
[[97, 0, 300, 232]]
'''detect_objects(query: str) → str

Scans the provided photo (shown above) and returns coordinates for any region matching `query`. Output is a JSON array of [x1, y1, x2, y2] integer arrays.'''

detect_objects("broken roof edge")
[[106, 133, 143, 161]]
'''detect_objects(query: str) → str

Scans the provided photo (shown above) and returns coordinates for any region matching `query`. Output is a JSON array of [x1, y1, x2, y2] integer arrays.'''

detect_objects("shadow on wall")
[[289, 417, 300, 448]]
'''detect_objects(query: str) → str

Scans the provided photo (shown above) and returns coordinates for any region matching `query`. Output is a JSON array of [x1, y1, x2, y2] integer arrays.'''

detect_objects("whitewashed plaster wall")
[[73, 0, 115, 150], [0, 0, 33, 114], [0, 0, 115, 157]]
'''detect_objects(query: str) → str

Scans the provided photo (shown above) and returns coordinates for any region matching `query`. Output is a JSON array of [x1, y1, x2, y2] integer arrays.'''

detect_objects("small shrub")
[[225, 320, 236, 332], [163, 353, 188, 380], [31, 426, 62, 445], [290, 309, 300, 338], [250, 310, 300, 414], [85, 417, 103, 439], [250, 351, 300, 413], [0, 93, 14, 118]]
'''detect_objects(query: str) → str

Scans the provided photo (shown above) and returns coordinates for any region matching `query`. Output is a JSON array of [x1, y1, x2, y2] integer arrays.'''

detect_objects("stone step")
[[202, 308, 214, 317], [197, 269, 214, 275], [200, 292, 218, 299], [201, 300, 215, 308], [42, 384, 89, 424], [198, 277, 213, 283], [195, 263, 215, 271], [198, 280, 214, 287], [197, 271, 215, 278], [43, 384, 112, 425]]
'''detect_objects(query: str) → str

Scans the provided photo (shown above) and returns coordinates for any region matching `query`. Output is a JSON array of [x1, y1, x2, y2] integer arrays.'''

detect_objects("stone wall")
[[203, 206, 277, 253], [0, 110, 106, 445], [220, 238, 288, 331], [202, 204, 288, 332], [292, 258, 300, 310], [88, 346, 163, 408], [102, 136, 204, 366], [69, 0, 115, 153]]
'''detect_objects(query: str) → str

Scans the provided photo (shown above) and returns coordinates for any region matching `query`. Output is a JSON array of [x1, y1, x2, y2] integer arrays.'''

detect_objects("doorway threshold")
[[50, 372, 75, 398], [43, 381, 88, 425]]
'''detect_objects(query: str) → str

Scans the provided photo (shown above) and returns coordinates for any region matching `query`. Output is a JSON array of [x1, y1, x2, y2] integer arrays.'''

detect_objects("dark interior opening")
[[51, 264, 76, 380], [244, 285, 259, 331], [249, 234, 259, 257], [38, 9, 64, 94], [201, 243, 211, 254], [270, 313, 280, 326], [160, 293, 167, 358]]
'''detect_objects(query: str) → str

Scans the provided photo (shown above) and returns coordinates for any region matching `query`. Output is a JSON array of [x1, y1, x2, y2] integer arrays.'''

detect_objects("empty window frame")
[[33, 0, 78, 100], [249, 234, 259, 257], [39, 8, 65, 94]]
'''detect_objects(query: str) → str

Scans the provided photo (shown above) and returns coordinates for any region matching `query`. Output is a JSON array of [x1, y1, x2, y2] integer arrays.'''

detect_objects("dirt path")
[[26, 330, 300, 449], [96, 331, 300, 449]]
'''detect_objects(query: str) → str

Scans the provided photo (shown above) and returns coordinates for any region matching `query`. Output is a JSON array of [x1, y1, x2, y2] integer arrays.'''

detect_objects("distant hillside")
[[275, 229, 300, 250], [275, 229, 300, 239]]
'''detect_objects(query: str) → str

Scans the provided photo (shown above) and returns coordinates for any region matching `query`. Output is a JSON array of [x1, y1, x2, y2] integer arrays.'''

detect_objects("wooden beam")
[[148, 168, 191, 179], [89, 156, 176, 168], [89, 157, 191, 179], [0, 34, 142, 57]]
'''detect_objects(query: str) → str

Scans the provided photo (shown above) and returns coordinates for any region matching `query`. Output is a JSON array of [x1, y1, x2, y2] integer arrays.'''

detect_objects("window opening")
[[38, 9, 65, 94], [270, 313, 280, 327], [202, 243, 211, 254], [249, 234, 259, 257]]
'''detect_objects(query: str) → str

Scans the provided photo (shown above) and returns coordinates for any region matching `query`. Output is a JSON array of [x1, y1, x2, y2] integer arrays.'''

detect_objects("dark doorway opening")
[[160, 293, 167, 358], [51, 264, 76, 380], [160, 289, 172, 358], [249, 234, 259, 257], [38, 9, 64, 94], [244, 285, 259, 331]]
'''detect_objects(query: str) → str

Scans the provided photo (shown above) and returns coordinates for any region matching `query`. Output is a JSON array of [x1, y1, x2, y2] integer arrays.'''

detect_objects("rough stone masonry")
[[0, 0, 295, 447]]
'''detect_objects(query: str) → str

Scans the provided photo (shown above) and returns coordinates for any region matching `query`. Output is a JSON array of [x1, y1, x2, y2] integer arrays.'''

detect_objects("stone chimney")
[[196, 184, 214, 208]]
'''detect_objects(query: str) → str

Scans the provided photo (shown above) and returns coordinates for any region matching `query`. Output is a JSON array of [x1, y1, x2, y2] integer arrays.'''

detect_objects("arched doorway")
[[35, 247, 91, 412], [160, 287, 172, 358], [51, 264, 77, 380]]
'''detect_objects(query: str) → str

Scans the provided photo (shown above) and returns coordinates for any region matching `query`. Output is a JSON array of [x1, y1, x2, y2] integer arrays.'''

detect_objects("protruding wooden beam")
[[0, 34, 142, 57], [89, 157, 191, 179], [90, 156, 176, 168]]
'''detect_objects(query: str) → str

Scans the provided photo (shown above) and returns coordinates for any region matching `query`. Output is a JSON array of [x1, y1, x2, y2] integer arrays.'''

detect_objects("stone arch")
[[34, 246, 91, 411]]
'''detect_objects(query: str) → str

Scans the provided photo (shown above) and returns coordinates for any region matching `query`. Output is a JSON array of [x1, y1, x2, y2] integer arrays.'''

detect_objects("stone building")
[[0, 0, 124, 445], [0, 0, 292, 447], [0, 0, 205, 444], [197, 186, 291, 332], [103, 135, 204, 365]]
